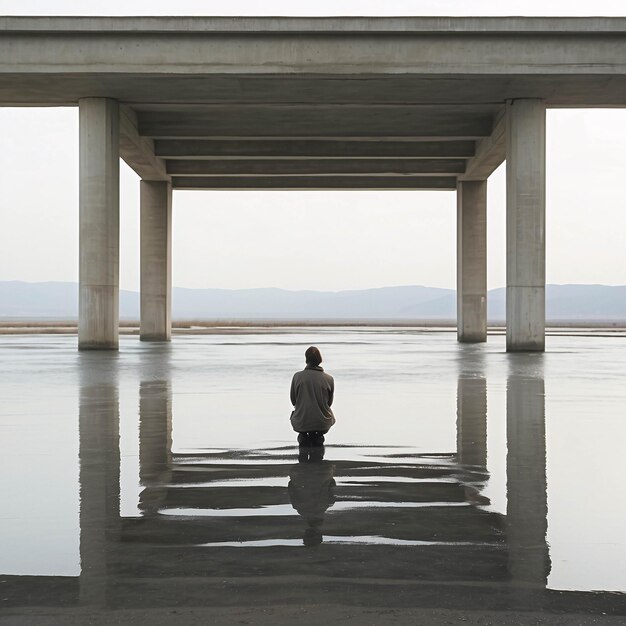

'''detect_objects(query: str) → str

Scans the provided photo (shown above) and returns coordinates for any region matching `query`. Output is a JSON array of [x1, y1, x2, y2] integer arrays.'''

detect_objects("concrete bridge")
[[2, 16, 625, 351]]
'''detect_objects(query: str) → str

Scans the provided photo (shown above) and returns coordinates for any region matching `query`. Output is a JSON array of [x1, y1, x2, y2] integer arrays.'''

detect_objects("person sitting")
[[290, 346, 335, 446]]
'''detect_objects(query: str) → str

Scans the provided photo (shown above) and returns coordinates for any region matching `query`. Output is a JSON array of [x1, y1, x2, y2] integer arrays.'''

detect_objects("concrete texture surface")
[[456, 180, 487, 343], [140, 181, 172, 342], [506, 100, 546, 351], [78, 98, 120, 350], [1, 16, 626, 190]]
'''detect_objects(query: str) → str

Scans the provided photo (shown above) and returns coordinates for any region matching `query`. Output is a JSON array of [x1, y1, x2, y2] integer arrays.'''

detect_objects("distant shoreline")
[[1, 319, 625, 336], [3, 282, 626, 323]]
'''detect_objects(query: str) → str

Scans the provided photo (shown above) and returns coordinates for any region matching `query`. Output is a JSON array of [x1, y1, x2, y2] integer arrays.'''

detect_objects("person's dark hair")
[[305, 346, 322, 367]]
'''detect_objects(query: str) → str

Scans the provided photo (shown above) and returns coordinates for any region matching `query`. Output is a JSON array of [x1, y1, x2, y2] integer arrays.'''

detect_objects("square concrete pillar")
[[78, 98, 120, 350], [140, 181, 172, 341], [506, 99, 546, 352], [457, 180, 487, 342]]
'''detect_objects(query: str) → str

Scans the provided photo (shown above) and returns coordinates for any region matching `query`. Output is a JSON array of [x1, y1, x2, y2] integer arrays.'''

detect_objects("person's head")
[[305, 346, 322, 367]]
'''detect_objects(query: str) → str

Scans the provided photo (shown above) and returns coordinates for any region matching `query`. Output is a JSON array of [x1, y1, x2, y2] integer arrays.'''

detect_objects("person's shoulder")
[[323, 371, 334, 383]]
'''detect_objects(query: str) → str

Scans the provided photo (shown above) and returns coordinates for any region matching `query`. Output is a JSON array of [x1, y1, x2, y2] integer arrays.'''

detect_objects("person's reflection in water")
[[288, 446, 336, 546]]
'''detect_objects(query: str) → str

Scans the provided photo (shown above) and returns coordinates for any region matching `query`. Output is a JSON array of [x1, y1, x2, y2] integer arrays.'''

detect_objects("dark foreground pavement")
[[1, 606, 625, 626]]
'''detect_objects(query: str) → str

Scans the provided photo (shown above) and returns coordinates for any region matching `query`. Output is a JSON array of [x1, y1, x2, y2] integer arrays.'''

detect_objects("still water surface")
[[0, 330, 625, 613]]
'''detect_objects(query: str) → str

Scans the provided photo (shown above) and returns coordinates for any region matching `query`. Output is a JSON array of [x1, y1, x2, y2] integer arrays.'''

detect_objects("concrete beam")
[[78, 98, 119, 350], [137, 106, 495, 139], [3, 75, 626, 108], [458, 111, 505, 181], [506, 99, 546, 352], [172, 175, 457, 190], [140, 181, 172, 342], [2, 18, 626, 109], [166, 158, 466, 176], [3, 16, 625, 34], [119, 106, 168, 182], [155, 139, 476, 160], [2, 17, 625, 80], [457, 180, 487, 343]]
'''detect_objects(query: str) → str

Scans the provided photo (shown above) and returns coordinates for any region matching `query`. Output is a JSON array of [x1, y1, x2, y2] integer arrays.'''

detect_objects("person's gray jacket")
[[290, 365, 335, 433]]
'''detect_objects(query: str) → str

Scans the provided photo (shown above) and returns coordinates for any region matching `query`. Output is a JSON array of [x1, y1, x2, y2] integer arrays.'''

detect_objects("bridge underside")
[[2, 16, 625, 350]]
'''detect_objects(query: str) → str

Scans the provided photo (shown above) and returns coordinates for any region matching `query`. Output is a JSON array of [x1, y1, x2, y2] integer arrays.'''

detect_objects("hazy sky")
[[2, 0, 626, 17], [0, 1, 625, 291]]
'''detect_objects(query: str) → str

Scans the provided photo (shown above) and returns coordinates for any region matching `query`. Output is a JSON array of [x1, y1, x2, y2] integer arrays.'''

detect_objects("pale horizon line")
[[2, 279, 626, 292]]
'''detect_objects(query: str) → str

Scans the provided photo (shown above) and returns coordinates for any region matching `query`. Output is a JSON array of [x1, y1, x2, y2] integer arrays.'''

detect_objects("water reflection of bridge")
[[128, 448, 504, 584], [3, 355, 624, 617]]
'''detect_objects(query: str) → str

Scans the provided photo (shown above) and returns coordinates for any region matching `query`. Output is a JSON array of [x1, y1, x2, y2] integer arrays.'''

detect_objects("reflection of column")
[[139, 380, 173, 516], [456, 376, 487, 468], [78, 357, 120, 606], [506, 369, 550, 586]]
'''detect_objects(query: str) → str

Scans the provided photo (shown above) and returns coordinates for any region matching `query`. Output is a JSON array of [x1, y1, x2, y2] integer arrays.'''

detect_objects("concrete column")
[[506, 368, 550, 586], [457, 180, 487, 342], [140, 181, 172, 341], [78, 98, 120, 350], [506, 99, 546, 352]]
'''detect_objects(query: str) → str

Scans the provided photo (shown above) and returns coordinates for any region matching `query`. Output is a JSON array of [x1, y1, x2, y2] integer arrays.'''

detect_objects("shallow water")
[[0, 330, 625, 614]]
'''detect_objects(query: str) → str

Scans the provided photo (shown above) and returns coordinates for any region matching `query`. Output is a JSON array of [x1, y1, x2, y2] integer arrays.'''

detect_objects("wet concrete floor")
[[0, 330, 625, 624]]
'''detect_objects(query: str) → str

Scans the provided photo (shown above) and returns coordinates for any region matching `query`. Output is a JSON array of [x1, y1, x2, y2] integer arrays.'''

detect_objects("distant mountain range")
[[1, 281, 625, 321]]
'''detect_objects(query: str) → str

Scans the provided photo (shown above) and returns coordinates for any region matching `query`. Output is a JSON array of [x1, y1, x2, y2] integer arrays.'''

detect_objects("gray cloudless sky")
[[2, 0, 626, 16], [0, 1, 625, 291]]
